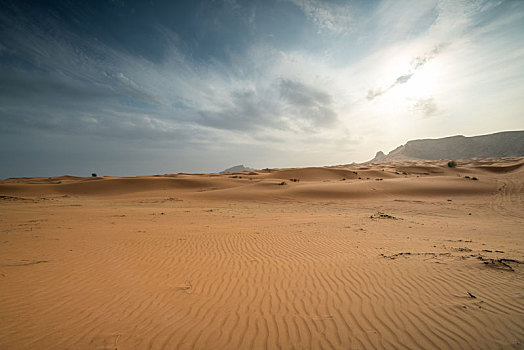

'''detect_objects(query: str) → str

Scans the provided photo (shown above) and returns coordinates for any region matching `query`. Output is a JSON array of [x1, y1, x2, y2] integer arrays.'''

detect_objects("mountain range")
[[369, 130, 524, 163]]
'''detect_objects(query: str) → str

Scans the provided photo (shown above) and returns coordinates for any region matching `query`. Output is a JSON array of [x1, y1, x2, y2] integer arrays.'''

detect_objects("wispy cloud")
[[289, 0, 353, 35], [366, 43, 447, 100], [411, 97, 439, 117]]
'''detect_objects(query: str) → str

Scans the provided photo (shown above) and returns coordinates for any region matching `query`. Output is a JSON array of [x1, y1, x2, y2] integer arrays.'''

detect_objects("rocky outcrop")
[[220, 165, 254, 173], [369, 151, 386, 162], [368, 131, 524, 162]]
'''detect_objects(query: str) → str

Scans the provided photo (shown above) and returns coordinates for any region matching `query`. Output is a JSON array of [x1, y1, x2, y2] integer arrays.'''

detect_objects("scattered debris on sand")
[[370, 212, 399, 220], [477, 256, 522, 272]]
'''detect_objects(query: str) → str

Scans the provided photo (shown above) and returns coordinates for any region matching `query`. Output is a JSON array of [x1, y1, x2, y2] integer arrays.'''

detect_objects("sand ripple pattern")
[[492, 173, 524, 219], [1, 201, 523, 350], [0, 206, 524, 349]]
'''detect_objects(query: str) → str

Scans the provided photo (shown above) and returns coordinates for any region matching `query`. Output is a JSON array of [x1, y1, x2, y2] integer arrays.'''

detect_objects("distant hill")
[[369, 131, 524, 162], [220, 165, 254, 173]]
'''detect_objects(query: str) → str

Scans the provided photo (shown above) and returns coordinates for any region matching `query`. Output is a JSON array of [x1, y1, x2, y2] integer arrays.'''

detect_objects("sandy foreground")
[[0, 158, 523, 349]]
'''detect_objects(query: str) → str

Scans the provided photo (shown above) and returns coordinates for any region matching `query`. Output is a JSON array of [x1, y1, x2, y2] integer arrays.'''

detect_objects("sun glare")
[[401, 62, 439, 97]]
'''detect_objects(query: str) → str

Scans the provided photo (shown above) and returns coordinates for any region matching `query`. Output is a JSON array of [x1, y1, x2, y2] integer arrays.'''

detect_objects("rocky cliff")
[[369, 131, 524, 162]]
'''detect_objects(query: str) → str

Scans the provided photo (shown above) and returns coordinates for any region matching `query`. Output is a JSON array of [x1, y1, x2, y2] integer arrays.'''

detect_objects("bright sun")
[[400, 64, 439, 97]]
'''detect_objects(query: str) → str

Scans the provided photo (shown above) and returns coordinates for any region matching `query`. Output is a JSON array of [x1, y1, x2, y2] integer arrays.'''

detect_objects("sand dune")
[[1, 158, 523, 349]]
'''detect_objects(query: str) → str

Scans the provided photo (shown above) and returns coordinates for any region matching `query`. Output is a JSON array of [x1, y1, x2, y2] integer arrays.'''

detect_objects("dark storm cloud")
[[367, 43, 447, 101], [198, 79, 338, 132], [279, 79, 338, 128], [198, 90, 284, 131], [280, 79, 332, 107]]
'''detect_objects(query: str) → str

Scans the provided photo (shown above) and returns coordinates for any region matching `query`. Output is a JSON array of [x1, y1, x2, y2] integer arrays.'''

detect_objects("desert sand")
[[1, 158, 523, 349]]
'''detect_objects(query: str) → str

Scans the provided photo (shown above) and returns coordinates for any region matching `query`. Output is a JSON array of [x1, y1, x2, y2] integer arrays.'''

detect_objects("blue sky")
[[1, 0, 523, 177]]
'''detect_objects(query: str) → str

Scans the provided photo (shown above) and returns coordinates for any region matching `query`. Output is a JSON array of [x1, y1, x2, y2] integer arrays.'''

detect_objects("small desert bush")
[[447, 160, 457, 168], [279, 181, 287, 185], [91, 173, 97, 177], [289, 178, 300, 182]]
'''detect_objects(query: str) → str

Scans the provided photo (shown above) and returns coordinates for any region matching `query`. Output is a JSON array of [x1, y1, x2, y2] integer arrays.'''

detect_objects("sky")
[[1, 0, 523, 177]]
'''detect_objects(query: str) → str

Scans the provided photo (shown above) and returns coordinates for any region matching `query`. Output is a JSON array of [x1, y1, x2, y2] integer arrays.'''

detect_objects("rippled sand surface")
[[1, 158, 523, 349]]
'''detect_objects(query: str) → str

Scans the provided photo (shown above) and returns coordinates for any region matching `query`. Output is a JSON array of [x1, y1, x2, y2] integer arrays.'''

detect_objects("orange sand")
[[1, 158, 523, 349]]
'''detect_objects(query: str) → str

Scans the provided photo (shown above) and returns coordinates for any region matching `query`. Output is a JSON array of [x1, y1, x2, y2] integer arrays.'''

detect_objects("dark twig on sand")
[[477, 256, 522, 271], [370, 212, 399, 220], [3, 260, 49, 267]]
